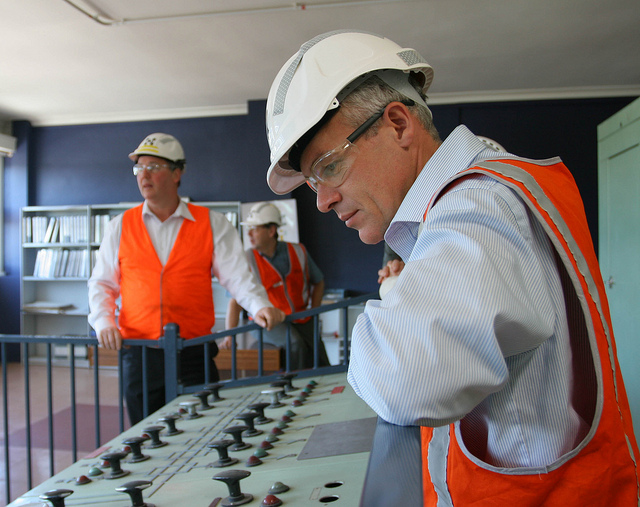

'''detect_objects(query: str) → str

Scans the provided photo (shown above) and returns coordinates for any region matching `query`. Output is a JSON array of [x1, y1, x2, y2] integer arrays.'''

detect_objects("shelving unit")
[[20, 201, 241, 366]]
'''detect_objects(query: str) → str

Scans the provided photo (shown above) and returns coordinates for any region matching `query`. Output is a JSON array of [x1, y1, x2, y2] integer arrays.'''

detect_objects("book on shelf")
[[23, 215, 89, 244], [32, 248, 88, 278], [92, 214, 113, 243], [23, 301, 77, 314]]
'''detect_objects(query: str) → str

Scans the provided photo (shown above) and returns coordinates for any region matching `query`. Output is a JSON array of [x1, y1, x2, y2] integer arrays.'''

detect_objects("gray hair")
[[340, 75, 440, 142]]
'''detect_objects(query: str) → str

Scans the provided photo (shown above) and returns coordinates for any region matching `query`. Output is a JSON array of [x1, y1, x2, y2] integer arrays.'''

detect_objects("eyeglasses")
[[132, 162, 171, 176], [305, 99, 414, 192]]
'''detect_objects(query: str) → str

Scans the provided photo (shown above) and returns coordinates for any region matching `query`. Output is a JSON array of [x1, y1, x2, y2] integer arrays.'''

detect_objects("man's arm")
[[88, 215, 124, 350], [209, 211, 272, 316], [310, 279, 325, 308], [220, 298, 243, 349]]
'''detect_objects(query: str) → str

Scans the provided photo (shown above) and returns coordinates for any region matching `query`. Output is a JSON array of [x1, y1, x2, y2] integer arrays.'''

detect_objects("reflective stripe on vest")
[[251, 242, 310, 324], [420, 158, 640, 506], [118, 203, 215, 340]]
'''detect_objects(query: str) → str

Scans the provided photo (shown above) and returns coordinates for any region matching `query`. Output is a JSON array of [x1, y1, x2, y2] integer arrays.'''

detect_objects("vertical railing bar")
[[204, 342, 210, 383], [341, 307, 349, 366], [285, 323, 291, 372], [46, 344, 54, 476], [231, 334, 237, 381], [313, 314, 320, 369], [118, 349, 125, 433], [2, 342, 12, 505], [93, 344, 101, 449], [162, 324, 180, 403], [22, 342, 32, 490], [142, 345, 149, 419], [257, 330, 264, 377], [69, 344, 78, 462]]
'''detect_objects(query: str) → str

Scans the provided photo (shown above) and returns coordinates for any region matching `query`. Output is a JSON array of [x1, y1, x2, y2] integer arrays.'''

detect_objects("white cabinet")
[[20, 201, 241, 364]]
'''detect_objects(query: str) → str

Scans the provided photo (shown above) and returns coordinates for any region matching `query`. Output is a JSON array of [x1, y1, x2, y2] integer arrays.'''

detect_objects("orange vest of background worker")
[[421, 158, 640, 506], [119, 203, 215, 339], [250, 242, 311, 324]]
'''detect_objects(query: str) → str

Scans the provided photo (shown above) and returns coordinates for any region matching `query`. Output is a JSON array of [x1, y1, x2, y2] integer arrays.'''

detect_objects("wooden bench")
[[215, 348, 282, 378]]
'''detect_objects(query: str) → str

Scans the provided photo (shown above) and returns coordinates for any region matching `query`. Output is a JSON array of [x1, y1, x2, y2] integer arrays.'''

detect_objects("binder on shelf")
[[43, 217, 57, 243]]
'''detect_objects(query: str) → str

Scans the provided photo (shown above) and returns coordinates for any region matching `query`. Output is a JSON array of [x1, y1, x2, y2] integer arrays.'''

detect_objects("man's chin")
[[357, 227, 384, 245]]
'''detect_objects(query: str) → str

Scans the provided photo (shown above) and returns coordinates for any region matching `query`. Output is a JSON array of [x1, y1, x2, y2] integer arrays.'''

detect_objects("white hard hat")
[[241, 202, 282, 227], [128, 133, 186, 166], [265, 30, 434, 195]]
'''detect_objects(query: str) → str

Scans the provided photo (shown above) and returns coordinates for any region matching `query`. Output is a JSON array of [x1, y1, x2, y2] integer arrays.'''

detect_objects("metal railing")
[[0, 293, 373, 505]]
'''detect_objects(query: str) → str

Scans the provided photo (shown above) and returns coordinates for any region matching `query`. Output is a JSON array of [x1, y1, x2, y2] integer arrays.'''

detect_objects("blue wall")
[[2, 96, 637, 340]]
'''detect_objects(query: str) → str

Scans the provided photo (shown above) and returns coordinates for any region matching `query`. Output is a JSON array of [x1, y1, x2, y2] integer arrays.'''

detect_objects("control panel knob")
[[39, 489, 73, 507], [247, 402, 272, 425], [212, 469, 253, 507], [235, 412, 263, 437], [207, 439, 239, 467], [122, 436, 150, 463], [100, 451, 130, 479], [261, 388, 284, 408], [115, 479, 155, 507], [277, 373, 298, 392], [223, 425, 251, 451], [143, 425, 168, 448], [205, 382, 225, 401], [269, 380, 291, 399], [194, 390, 214, 410], [179, 400, 202, 419], [157, 414, 183, 436]]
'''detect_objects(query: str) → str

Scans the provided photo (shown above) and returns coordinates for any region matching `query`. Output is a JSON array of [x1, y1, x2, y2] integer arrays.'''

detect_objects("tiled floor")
[[0, 362, 125, 506]]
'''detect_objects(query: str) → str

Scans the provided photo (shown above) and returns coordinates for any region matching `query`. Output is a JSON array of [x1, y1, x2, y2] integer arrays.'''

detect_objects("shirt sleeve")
[[210, 211, 272, 316], [347, 176, 558, 427], [87, 214, 123, 335]]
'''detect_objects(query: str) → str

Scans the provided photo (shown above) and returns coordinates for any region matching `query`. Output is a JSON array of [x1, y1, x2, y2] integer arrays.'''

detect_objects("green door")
[[598, 96, 640, 444]]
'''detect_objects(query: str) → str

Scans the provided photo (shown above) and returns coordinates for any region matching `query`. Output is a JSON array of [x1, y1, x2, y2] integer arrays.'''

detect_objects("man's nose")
[[316, 184, 341, 214]]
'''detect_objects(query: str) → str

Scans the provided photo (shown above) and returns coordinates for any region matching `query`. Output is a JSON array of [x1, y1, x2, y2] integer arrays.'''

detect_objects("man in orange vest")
[[88, 133, 284, 425], [263, 31, 640, 505], [221, 202, 330, 370]]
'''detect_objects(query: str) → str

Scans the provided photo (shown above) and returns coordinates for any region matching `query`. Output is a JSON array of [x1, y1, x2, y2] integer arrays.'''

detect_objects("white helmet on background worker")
[[265, 30, 434, 195], [129, 133, 186, 170], [241, 202, 282, 227]]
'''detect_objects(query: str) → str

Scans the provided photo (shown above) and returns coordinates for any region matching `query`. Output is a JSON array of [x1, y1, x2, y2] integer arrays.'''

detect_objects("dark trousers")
[[122, 342, 219, 425]]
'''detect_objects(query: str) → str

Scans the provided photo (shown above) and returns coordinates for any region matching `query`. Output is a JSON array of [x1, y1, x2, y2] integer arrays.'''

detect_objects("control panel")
[[9, 372, 379, 507]]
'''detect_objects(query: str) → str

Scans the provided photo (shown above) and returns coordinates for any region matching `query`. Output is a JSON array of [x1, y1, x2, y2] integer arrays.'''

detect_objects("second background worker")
[[222, 202, 329, 370]]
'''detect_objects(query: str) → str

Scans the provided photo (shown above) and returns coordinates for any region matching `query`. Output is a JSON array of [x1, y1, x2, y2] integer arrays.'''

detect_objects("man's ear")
[[384, 102, 415, 148], [173, 168, 183, 185]]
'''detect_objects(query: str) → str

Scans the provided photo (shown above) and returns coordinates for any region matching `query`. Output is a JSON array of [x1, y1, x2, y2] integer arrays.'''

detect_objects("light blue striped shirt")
[[348, 125, 588, 468]]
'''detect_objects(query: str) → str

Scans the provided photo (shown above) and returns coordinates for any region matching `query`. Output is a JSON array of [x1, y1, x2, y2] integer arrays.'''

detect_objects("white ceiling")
[[1, 0, 639, 127]]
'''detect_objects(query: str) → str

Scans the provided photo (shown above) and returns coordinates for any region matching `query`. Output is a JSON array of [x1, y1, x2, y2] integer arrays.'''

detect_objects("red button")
[[261, 494, 283, 506]]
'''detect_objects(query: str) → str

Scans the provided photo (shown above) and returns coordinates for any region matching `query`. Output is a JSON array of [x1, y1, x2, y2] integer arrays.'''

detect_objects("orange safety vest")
[[251, 242, 311, 324], [420, 158, 640, 506], [118, 203, 215, 340]]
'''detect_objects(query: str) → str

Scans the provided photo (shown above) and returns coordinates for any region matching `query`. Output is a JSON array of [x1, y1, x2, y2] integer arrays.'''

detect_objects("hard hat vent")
[[273, 29, 378, 116], [398, 49, 428, 67]]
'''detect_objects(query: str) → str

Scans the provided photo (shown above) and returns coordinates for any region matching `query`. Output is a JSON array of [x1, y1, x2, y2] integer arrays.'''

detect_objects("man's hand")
[[377, 259, 405, 284], [253, 307, 285, 331], [219, 336, 233, 350], [97, 326, 123, 350]]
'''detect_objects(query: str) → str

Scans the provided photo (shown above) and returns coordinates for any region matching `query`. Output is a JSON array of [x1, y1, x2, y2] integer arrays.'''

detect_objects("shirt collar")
[[142, 198, 195, 222], [385, 125, 511, 259]]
